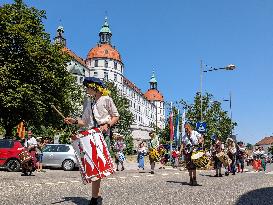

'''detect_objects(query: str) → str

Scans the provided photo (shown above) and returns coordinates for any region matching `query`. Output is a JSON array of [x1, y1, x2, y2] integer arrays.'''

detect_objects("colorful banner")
[[16, 121, 26, 139]]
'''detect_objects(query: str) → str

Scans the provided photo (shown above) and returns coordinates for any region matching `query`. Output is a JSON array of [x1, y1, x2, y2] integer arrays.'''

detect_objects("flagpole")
[[170, 102, 173, 156]]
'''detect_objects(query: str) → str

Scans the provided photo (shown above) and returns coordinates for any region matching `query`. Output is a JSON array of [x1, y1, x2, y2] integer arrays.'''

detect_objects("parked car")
[[42, 144, 78, 171], [0, 139, 24, 172]]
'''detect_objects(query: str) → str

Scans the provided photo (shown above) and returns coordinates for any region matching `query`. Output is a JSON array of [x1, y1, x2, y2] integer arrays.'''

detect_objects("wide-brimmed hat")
[[83, 77, 106, 88]]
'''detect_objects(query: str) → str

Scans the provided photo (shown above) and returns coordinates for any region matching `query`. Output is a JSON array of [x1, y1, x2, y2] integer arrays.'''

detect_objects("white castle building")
[[54, 18, 165, 144]]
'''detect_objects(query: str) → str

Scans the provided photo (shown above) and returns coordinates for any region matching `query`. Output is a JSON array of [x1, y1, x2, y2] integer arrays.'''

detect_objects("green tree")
[[105, 82, 134, 154], [0, 0, 82, 137], [246, 143, 253, 150], [268, 145, 273, 156], [179, 92, 236, 148]]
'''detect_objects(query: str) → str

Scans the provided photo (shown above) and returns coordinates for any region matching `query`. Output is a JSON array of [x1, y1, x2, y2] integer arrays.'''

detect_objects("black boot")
[[89, 196, 102, 205]]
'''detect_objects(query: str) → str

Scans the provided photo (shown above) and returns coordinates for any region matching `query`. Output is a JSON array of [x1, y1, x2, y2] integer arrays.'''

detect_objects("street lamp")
[[200, 60, 236, 122]]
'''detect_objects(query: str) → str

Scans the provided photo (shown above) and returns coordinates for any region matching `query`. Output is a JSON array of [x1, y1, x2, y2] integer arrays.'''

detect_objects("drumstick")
[[51, 105, 65, 119]]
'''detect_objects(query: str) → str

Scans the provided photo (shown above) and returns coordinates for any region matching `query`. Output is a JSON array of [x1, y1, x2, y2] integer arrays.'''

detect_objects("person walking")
[[114, 134, 126, 171], [36, 138, 45, 172], [148, 131, 159, 174], [64, 77, 119, 205], [137, 142, 146, 170], [236, 142, 246, 173], [211, 135, 223, 177], [182, 123, 203, 186]]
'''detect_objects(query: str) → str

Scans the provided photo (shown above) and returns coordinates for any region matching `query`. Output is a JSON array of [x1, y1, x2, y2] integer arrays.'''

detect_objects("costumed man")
[[181, 123, 203, 186], [236, 141, 246, 173], [24, 130, 37, 151], [211, 135, 224, 177], [114, 134, 126, 171], [226, 137, 237, 175], [148, 131, 159, 174], [64, 77, 119, 205]]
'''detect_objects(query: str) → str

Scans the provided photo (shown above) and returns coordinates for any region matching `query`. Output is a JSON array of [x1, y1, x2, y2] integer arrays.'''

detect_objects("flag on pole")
[[181, 109, 186, 139], [169, 103, 174, 141], [174, 110, 180, 146], [16, 121, 26, 139]]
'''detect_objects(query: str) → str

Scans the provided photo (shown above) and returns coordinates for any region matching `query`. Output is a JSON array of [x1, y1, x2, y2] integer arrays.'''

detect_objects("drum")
[[72, 128, 114, 184], [149, 148, 160, 162], [18, 150, 32, 163], [117, 151, 126, 162], [216, 151, 232, 167], [191, 151, 209, 168]]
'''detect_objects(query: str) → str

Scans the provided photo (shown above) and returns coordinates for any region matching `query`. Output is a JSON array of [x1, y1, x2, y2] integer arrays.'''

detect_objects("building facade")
[[54, 18, 165, 145]]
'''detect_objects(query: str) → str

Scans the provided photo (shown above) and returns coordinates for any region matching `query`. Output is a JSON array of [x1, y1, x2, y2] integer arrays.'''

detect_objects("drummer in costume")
[[236, 141, 246, 173], [226, 137, 237, 175], [148, 131, 159, 174], [211, 135, 224, 177], [64, 77, 119, 205], [114, 134, 126, 171], [181, 123, 203, 186]]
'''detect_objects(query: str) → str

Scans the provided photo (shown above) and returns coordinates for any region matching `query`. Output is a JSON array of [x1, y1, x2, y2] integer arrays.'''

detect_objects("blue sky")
[[3, 0, 273, 144]]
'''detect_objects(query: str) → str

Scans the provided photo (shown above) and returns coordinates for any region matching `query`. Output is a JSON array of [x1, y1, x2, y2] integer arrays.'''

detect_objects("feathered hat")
[[83, 77, 110, 96]]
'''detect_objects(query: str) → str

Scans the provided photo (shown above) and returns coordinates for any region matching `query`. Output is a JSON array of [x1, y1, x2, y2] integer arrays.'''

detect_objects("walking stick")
[[51, 105, 65, 119]]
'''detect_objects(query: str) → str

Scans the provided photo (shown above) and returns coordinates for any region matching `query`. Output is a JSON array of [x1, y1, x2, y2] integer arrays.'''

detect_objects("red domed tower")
[[144, 71, 165, 129], [86, 17, 124, 91]]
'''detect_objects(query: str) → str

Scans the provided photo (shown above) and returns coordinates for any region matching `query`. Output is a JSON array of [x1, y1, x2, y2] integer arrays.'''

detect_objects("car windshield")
[[43, 145, 70, 152], [0, 139, 14, 148], [43, 145, 58, 152]]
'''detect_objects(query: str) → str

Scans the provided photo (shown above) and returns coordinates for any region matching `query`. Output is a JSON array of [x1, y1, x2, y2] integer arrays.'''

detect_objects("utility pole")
[[200, 60, 203, 122]]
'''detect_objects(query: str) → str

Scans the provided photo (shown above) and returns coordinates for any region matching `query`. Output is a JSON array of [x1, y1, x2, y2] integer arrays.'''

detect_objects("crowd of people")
[[130, 123, 270, 187], [12, 76, 269, 205]]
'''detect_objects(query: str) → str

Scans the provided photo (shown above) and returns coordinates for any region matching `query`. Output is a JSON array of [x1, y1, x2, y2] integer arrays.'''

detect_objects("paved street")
[[1, 163, 273, 205]]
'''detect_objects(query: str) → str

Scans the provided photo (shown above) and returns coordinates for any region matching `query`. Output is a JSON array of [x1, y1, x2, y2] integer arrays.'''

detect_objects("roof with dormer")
[[86, 43, 122, 62], [144, 89, 164, 102], [62, 47, 86, 67]]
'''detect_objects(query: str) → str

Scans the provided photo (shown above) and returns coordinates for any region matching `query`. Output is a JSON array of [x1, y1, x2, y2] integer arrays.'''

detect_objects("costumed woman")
[[148, 131, 159, 174], [181, 123, 203, 186], [64, 77, 119, 205], [114, 134, 126, 171], [226, 137, 237, 175], [137, 142, 146, 170]]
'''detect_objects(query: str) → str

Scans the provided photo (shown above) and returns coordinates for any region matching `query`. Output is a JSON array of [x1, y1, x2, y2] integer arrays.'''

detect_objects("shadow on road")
[[51, 197, 89, 205], [235, 187, 273, 205], [166, 180, 202, 186]]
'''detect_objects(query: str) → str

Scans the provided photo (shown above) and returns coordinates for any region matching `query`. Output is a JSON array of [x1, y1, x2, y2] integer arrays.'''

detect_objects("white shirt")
[[82, 96, 119, 128], [24, 137, 37, 147], [182, 130, 201, 146]]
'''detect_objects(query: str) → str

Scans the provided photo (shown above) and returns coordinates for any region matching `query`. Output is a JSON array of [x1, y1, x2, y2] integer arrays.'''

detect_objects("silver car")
[[42, 144, 78, 171]]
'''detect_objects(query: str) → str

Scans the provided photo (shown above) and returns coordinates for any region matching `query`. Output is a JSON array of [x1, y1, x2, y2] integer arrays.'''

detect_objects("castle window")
[[114, 73, 117, 81], [94, 72, 98, 77], [104, 72, 108, 81], [121, 65, 123, 73], [104, 60, 108, 68], [114, 62, 117, 69], [105, 49, 108, 54], [95, 60, 98, 67]]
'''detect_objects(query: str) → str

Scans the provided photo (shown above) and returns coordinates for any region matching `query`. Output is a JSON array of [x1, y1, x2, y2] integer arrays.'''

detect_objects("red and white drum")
[[72, 128, 114, 184]]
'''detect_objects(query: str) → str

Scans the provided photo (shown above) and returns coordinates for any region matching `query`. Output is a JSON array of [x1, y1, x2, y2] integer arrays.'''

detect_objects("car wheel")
[[62, 159, 75, 171], [6, 159, 21, 172]]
